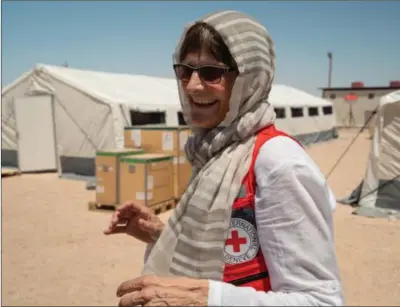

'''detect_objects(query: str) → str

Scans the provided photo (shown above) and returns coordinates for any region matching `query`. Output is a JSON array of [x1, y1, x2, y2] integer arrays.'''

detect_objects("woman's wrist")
[[149, 224, 165, 243]]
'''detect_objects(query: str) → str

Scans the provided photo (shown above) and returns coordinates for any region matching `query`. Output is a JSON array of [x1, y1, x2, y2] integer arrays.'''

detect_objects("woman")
[[104, 10, 345, 306]]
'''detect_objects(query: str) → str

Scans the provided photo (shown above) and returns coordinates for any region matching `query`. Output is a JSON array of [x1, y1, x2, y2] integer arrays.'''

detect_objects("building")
[[320, 81, 400, 128]]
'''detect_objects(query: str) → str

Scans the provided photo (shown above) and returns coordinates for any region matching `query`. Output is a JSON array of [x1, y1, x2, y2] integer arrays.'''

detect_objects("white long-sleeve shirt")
[[146, 136, 345, 306]]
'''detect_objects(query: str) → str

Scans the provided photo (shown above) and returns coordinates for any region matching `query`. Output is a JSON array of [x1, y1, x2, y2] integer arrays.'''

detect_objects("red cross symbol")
[[226, 230, 247, 252]]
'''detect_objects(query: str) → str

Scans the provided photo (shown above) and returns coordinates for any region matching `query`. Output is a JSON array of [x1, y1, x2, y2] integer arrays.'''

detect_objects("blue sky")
[[2, 1, 399, 95]]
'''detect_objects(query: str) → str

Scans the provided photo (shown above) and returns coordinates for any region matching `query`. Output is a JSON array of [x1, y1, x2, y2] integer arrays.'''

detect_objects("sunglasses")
[[173, 63, 235, 84]]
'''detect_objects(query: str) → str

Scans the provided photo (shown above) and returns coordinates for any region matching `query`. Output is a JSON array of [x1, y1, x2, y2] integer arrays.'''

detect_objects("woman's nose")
[[185, 71, 204, 92]]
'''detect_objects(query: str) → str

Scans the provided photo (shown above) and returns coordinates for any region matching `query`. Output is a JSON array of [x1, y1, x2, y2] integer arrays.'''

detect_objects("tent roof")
[[268, 84, 332, 107], [37, 64, 181, 111], [380, 89, 400, 107], [3, 64, 332, 110]]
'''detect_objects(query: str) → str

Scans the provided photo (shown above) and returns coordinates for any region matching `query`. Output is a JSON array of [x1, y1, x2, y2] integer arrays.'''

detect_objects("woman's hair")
[[179, 22, 238, 70]]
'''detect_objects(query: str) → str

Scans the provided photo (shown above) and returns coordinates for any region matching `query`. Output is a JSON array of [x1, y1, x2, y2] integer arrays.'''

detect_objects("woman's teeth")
[[192, 99, 217, 105]]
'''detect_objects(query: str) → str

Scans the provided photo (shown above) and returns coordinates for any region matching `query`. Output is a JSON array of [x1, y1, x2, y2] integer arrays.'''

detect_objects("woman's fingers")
[[138, 218, 157, 232], [103, 225, 127, 235], [117, 201, 148, 215], [104, 201, 157, 236], [104, 217, 155, 236], [116, 201, 156, 222], [111, 210, 121, 225], [115, 201, 138, 212], [103, 211, 120, 234]]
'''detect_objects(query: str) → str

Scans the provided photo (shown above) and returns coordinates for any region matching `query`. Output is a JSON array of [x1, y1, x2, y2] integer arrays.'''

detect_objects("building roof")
[[320, 86, 400, 92]]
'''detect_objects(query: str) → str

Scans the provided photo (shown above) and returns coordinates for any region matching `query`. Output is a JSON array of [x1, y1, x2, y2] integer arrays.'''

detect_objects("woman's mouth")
[[190, 98, 219, 107]]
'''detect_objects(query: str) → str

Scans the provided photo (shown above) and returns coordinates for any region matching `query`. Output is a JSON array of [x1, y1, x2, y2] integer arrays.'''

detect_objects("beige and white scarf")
[[142, 10, 276, 281]]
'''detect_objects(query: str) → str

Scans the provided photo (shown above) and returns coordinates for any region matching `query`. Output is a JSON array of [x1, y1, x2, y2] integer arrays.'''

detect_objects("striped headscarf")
[[142, 10, 276, 280]]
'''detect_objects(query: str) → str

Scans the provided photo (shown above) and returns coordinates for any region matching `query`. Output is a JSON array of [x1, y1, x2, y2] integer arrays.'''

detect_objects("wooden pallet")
[[88, 198, 177, 215], [152, 198, 176, 215], [1, 168, 21, 178], [88, 201, 117, 212]]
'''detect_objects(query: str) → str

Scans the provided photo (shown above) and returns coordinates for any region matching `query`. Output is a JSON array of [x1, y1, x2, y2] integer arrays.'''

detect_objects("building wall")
[[322, 88, 397, 128]]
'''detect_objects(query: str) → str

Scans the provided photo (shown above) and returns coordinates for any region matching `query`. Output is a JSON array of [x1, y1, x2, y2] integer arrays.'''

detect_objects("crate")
[[95, 148, 144, 205], [119, 153, 174, 207], [124, 126, 192, 200]]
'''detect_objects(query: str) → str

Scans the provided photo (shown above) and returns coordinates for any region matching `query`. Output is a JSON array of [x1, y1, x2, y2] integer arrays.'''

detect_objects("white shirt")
[[145, 136, 345, 306], [208, 136, 344, 306]]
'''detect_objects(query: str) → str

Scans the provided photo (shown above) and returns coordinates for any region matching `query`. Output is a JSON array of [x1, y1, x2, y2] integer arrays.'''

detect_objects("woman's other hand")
[[116, 275, 209, 306], [103, 201, 164, 244]]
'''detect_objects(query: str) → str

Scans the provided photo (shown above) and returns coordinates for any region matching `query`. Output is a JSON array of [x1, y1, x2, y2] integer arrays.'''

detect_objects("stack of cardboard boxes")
[[124, 125, 192, 200], [95, 148, 144, 206], [94, 125, 192, 210]]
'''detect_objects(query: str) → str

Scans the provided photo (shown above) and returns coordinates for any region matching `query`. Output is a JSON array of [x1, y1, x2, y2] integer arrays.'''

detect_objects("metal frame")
[[13, 97, 22, 173]]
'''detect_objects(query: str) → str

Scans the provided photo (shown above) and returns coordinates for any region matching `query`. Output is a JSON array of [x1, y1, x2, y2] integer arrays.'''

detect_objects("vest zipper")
[[229, 271, 270, 286]]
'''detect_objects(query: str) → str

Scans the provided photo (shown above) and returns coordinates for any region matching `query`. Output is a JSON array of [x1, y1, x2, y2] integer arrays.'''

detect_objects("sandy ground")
[[2, 129, 400, 306]]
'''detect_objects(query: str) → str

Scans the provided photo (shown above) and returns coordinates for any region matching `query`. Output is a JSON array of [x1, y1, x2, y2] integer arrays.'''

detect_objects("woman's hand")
[[103, 201, 164, 244], [116, 275, 209, 306]]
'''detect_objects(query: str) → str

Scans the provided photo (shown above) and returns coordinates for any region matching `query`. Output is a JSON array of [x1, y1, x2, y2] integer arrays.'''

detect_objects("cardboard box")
[[95, 148, 144, 205], [119, 153, 174, 207], [124, 126, 192, 199]]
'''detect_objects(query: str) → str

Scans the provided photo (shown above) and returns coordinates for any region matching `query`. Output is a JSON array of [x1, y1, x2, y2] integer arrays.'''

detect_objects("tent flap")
[[339, 90, 400, 219]]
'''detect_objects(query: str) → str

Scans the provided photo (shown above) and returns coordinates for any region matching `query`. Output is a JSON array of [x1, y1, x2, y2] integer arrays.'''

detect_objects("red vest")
[[222, 124, 300, 291]]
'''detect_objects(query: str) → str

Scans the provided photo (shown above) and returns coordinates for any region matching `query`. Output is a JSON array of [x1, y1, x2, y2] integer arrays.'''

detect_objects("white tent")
[[2, 64, 336, 176], [340, 90, 400, 219], [268, 84, 337, 145], [2, 64, 182, 176]]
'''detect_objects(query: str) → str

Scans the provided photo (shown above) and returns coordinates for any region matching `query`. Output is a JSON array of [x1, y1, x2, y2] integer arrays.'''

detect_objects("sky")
[[2, 1, 400, 96]]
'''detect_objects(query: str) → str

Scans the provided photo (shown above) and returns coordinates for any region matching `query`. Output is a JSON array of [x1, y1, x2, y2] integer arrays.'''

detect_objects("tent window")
[[178, 112, 187, 125], [291, 107, 304, 118], [308, 107, 319, 117], [322, 106, 333, 115], [130, 110, 166, 126], [274, 107, 286, 119]]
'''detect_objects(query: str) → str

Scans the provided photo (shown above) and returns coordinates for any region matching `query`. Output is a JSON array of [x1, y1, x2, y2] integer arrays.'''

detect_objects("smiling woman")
[[173, 22, 238, 128], [105, 9, 345, 307]]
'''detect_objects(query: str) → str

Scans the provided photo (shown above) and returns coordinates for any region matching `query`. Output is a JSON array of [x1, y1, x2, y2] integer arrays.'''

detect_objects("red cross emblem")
[[226, 230, 247, 252]]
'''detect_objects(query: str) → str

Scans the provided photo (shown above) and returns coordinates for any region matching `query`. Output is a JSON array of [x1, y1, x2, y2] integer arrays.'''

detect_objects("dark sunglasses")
[[173, 63, 235, 84]]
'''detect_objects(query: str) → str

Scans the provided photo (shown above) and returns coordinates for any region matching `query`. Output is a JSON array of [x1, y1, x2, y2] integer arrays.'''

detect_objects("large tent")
[[339, 90, 400, 218], [268, 84, 337, 145], [2, 64, 336, 176]]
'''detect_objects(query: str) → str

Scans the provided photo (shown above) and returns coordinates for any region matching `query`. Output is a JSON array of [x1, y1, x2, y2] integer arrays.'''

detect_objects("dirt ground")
[[2, 129, 400, 306]]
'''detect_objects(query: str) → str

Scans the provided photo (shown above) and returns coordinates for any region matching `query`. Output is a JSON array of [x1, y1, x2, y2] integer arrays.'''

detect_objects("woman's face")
[[179, 51, 236, 129]]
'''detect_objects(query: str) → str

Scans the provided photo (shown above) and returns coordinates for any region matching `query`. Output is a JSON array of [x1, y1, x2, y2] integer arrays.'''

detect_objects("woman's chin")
[[190, 117, 222, 129]]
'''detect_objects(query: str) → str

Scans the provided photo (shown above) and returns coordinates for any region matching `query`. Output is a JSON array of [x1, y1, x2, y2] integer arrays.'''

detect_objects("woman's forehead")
[[181, 52, 224, 66]]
